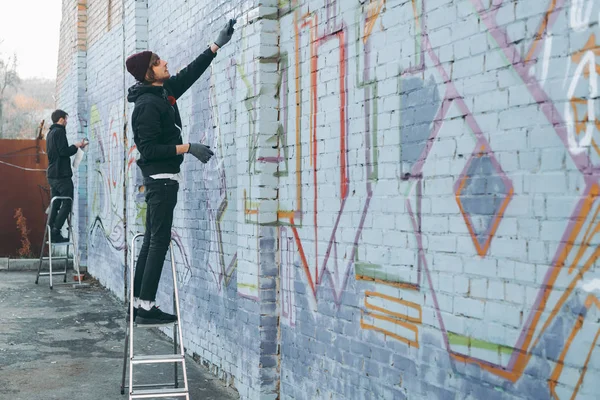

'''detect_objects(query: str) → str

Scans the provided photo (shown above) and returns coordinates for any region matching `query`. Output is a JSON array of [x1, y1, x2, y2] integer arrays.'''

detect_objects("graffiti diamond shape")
[[455, 146, 514, 257]]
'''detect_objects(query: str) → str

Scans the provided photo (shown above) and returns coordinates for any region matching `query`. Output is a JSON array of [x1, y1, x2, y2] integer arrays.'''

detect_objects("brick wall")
[[58, 0, 600, 399]]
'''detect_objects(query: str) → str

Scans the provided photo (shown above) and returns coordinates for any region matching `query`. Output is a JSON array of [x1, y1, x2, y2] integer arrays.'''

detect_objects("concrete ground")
[[0, 270, 239, 400]]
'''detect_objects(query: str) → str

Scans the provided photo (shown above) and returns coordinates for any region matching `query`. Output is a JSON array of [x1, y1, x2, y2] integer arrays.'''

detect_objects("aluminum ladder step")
[[130, 387, 188, 399], [122, 235, 189, 399], [133, 321, 178, 329], [35, 195, 81, 289], [37, 271, 67, 276], [131, 354, 184, 365], [46, 241, 74, 246]]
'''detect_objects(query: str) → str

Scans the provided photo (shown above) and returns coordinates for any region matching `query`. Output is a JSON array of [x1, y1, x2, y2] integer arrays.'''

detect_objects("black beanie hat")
[[126, 51, 153, 82]]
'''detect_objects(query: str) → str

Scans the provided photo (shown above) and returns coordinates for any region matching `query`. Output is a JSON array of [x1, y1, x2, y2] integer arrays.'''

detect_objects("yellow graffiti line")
[[360, 311, 420, 348], [364, 290, 422, 324], [363, 0, 385, 43], [549, 295, 600, 400], [356, 274, 419, 290]]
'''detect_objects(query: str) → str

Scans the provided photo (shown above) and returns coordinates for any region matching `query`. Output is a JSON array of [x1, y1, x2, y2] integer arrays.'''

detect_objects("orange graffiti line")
[[548, 315, 584, 399], [573, 328, 600, 399], [294, 11, 303, 219], [556, 184, 599, 274], [361, 312, 419, 348], [455, 178, 484, 255], [571, 34, 600, 78], [524, 0, 557, 63], [312, 17, 318, 285], [363, 0, 385, 44], [355, 274, 419, 290], [277, 211, 296, 219], [567, 202, 600, 274], [483, 186, 514, 255], [455, 177, 513, 257], [593, 139, 600, 157], [453, 184, 600, 382], [570, 97, 600, 138], [299, 13, 319, 284], [549, 295, 600, 400], [585, 294, 600, 309], [243, 189, 258, 215], [338, 30, 348, 199], [571, 34, 600, 72], [364, 290, 422, 324], [290, 216, 317, 297], [411, 0, 420, 32]]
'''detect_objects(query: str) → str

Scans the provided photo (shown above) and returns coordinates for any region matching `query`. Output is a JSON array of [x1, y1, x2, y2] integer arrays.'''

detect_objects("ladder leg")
[[36, 225, 49, 285], [64, 213, 72, 283], [121, 326, 129, 395], [63, 244, 68, 283], [170, 241, 188, 393], [49, 232, 53, 290], [174, 318, 178, 388], [128, 234, 141, 397]]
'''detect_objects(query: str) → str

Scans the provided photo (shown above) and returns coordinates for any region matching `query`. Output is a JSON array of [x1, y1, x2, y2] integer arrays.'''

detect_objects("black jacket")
[[128, 47, 217, 177], [46, 123, 77, 179]]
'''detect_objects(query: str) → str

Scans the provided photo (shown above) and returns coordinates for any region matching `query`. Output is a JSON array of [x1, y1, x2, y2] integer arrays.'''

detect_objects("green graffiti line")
[[448, 332, 514, 355], [355, 10, 380, 182], [274, 52, 290, 178]]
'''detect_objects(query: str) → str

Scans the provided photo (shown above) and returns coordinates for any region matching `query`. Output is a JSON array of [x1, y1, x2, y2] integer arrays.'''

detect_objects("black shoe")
[[126, 304, 138, 322], [136, 306, 177, 325], [50, 229, 69, 243]]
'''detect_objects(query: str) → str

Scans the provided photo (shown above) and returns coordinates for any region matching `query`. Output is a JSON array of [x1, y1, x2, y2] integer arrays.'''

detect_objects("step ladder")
[[35, 196, 82, 289], [120, 233, 189, 399]]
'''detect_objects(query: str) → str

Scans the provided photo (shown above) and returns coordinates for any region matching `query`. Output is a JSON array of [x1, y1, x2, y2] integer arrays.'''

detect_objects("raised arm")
[[164, 19, 236, 99]]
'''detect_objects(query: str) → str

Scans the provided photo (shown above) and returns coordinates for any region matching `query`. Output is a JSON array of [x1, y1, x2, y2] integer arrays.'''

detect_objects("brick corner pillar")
[[235, 1, 281, 398], [56, 0, 89, 268]]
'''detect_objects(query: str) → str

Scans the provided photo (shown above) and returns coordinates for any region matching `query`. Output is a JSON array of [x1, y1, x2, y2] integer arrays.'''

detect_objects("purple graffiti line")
[[402, 0, 426, 75], [280, 226, 296, 326], [401, 4, 600, 383], [89, 216, 126, 251], [471, 0, 596, 177], [169, 229, 193, 285], [288, 11, 351, 304]]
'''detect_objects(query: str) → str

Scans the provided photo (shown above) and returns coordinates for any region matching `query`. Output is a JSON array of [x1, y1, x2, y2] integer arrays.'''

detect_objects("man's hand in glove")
[[214, 19, 236, 48], [188, 143, 214, 163]]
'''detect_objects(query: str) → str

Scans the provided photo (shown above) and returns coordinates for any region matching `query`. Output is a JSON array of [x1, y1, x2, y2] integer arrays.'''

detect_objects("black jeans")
[[133, 178, 178, 302], [47, 178, 74, 231]]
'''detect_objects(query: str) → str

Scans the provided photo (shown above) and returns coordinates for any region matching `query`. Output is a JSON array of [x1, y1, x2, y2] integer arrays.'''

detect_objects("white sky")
[[0, 0, 62, 80]]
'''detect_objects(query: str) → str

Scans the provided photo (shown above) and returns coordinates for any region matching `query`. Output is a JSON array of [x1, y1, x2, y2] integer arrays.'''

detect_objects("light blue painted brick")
[[492, 237, 527, 259], [464, 257, 497, 278], [453, 275, 469, 295], [469, 278, 488, 299], [486, 301, 521, 328], [514, 261, 537, 284], [518, 218, 541, 240], [455, 297, 485, 319], [487, 279, 504, 301], [546, 197, 577, 219]]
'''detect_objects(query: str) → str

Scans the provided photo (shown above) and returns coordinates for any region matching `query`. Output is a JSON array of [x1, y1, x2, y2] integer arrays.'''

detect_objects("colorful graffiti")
[[89, 102, 193, 287], [273, 0, 600, 397]]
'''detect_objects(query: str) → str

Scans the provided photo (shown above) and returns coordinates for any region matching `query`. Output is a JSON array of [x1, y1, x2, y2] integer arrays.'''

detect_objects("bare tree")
[[0, 41, 20, 137]]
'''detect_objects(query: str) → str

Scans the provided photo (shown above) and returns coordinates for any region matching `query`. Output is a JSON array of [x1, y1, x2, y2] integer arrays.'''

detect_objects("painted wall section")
[[57, 0, 600, 399]]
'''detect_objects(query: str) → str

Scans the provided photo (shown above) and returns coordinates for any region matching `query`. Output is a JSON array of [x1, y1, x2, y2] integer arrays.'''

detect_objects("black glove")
[[214, 19, 236, 48], [188, 143, 214, 163]]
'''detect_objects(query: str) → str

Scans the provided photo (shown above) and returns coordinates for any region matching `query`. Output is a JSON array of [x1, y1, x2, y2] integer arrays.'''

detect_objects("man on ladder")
[[46, 109, 88, 243], [125, 19, 236, 325]]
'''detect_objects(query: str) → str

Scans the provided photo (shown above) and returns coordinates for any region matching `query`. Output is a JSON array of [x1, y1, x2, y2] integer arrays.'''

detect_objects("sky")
[[0, 0, 62, 80]]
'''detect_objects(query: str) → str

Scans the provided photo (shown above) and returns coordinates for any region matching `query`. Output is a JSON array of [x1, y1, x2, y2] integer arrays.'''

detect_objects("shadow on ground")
[[0, 270, 239, 400]]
